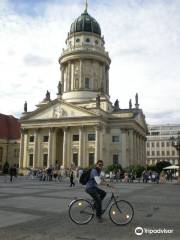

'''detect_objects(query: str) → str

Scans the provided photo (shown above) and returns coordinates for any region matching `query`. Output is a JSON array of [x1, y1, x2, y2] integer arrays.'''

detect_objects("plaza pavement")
[[0, 176, 179, 240]]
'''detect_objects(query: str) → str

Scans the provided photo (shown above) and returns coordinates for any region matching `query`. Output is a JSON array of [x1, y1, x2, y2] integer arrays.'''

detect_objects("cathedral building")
[[19, 3, 147, 170]]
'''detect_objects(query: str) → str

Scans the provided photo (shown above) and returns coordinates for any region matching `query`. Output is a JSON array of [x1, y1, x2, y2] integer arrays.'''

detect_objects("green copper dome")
[[70, 11, 101, 36]]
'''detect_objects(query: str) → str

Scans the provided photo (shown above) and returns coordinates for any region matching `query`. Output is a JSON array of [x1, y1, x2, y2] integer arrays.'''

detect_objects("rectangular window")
[[73, 153, 78, 167], [151, 142, 154, 147], [162, 151, 165, 156], [43, 154, 48, 167], [156, 142, 159, 147], [157, 151, 160, 156], [29, 154, 33, 167], [166, 142, 170, 147], [89, 153, 95, 167], [147, 142, 150, 148], [172, 150, 175, 156], [88, 133, 96, 141], [161, 142, 164, 147], [147, 151, 150, 156], [85, 78, 90, 89], [167, 151, 170, 156], [73, 134, 79, 141], [29, 136, 34, 142], [43, 136, 49, 142], [113, 154, 119, 165], [152, 151, 155, 156], [112, 136, 119, 143]]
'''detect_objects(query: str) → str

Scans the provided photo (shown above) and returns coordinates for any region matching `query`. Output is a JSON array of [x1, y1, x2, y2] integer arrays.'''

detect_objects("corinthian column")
[[63, 127, 68, 168], [19, 129, 25, 169], [48, 128, 53, 167], [95, 125, 100, 162], [78, 127, 83, 167]]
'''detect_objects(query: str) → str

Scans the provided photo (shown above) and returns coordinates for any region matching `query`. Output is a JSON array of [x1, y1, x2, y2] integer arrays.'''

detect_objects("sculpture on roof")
[[114, 99, 120, 111], [24, 101, 27, 113], [57, 81, 62, 95], [129, 99, 132, 109], [45, 90, 51, 101]]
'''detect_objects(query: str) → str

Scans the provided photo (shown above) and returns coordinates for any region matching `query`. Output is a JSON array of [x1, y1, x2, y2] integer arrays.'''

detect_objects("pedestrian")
[[9, 164, 17, 183], [69, 170, 75, 187]]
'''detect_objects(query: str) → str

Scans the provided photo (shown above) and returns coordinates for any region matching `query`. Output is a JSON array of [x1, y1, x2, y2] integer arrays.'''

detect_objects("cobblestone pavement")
[[0, 176, 179, 240]]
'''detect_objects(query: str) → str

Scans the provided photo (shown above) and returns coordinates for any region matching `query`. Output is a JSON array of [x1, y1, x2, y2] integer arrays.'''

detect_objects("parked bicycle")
[[68, 192, 134, 225]]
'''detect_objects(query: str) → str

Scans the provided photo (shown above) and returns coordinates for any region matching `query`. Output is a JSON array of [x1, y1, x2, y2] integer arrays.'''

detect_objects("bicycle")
[[68, 192, 134, 225]]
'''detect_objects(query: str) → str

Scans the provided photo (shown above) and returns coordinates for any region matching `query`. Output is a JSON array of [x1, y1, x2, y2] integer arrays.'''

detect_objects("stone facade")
[[146, 124, 180, 165], [0, 114, 20, 170], [19, 6, 147, 170]]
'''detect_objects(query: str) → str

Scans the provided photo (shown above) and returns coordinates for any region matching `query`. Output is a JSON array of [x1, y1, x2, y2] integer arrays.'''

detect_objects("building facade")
[[146, 124, 180, 165], [19, 4, 147, 170], [0, 114, 20, 170]]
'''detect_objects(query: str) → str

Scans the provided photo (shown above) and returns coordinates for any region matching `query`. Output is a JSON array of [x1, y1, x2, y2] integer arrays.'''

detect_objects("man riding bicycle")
[[85, 160, 112, 222]]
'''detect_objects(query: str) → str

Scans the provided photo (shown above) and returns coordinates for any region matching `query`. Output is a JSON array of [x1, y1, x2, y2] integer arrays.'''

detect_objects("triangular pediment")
[[22, 99, 98, 121]]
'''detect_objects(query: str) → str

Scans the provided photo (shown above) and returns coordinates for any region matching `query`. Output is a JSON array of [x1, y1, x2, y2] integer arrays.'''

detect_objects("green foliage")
[[3, 162, 9, 174], [106, 164, 122, 173], [125, 164, 145, 178], [147, 165, 156, 171], [155, 161, 171, 173]]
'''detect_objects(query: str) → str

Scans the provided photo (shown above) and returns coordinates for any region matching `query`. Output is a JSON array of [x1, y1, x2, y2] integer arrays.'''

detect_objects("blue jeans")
[[86, 187, 106, 218]]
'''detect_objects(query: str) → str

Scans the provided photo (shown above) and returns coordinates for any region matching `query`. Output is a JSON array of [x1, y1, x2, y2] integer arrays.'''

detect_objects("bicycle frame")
[[101, 192, 118, 214]]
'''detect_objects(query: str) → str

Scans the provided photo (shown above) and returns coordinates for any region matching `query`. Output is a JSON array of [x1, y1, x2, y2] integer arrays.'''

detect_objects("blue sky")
[[1, 0, 180, 124]]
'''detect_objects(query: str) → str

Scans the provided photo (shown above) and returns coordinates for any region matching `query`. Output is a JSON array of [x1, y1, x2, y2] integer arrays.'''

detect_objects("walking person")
[[9, 164, 17, 183], [69, 170, 75, 187]]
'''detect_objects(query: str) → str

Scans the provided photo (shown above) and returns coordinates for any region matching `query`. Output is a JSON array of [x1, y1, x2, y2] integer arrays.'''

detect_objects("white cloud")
[[0, 0, 180, 124]]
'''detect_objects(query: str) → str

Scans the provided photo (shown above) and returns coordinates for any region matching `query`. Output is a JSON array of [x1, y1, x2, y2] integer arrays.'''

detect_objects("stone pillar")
[[128, 129, 134, 166], [95, 126, 100, 162], [33, 129, 39, 168], [78, 127, 83, 167], [61, 66, 64, 93], [99, 127, 103, 160], [23, 130, 28, 168], [19, 129, 25, 168], [51, 129, 56, 167], [79, 60, 83, 89], [48, 128, 53, 167], [68, 61, 71, 91], [62, 127, 68, 168], [121, 128, 127, 168]]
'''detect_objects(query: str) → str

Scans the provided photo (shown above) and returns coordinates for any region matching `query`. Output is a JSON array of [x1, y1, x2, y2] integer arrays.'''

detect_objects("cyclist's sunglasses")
[[98, 163, 103, 166]]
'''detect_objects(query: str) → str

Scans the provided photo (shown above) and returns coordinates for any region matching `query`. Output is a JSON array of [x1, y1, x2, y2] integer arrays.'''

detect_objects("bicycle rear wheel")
[[69, 199, 94, 225], [109, 200, 134, 225]]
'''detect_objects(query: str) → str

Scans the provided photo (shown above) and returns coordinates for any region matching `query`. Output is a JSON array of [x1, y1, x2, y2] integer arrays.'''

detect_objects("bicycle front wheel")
[[69, 199, 94, 225], [109, 200, 134, 225]]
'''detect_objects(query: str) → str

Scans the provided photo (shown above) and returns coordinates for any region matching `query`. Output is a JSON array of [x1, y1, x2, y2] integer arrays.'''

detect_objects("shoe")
[[96, 216, 104, 223]]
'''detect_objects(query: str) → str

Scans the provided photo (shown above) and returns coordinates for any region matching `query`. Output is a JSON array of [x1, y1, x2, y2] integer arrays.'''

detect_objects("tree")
[[106, 164, 122, 173], [3, 161, 9, 174], [125, 164, 145, 178], [155, 161, 171, 173]]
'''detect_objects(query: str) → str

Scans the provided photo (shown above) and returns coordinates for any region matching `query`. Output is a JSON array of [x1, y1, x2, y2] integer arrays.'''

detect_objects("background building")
[[19, 4, 147, 170], [146, 124, 180, 165], [0, 113, 20, 171]]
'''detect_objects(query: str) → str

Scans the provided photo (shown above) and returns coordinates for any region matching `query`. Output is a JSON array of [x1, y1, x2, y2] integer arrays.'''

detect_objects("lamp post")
[[170, 132, 180, 183]]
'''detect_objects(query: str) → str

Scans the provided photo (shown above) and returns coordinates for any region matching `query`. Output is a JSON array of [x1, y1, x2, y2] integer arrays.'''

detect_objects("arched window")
[[86, 38, 90, 43], [76, 38, 80, 43]]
